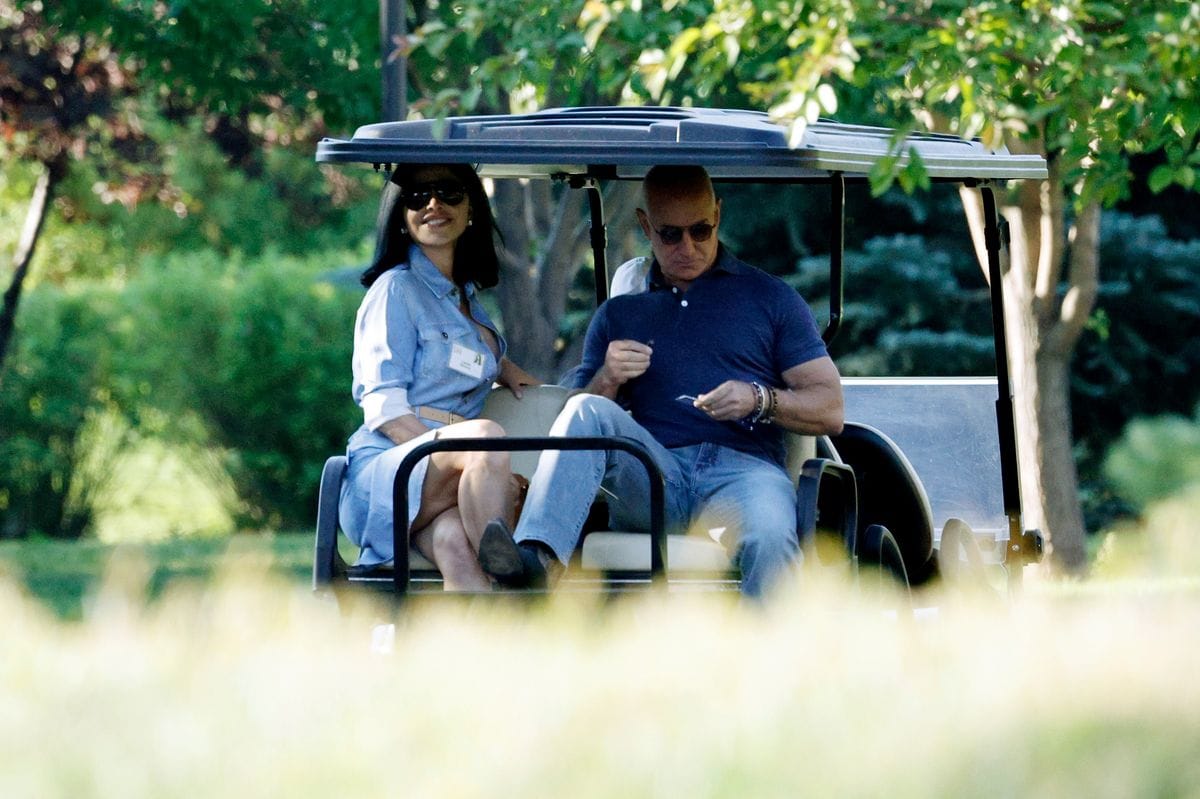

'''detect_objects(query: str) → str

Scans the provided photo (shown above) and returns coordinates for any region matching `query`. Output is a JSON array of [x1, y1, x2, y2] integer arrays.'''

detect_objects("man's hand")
[[694, 380, 757, 421], [603, 340, 653, 383], [584, 339, 652, 399]]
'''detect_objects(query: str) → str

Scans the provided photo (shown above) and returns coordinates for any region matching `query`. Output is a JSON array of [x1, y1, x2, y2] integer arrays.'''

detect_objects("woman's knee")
[[454, 418, 506, 438], [441, 419, 511, 475], [463, 446, 510, 478]]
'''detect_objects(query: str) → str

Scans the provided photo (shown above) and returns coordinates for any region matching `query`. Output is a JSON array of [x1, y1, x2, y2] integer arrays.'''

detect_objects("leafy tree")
[[0, 0, 378, 372], [416, 0, 1200, 571], [689, 2, 1198, 572], [0, 285, 138, 538], [0, 249, 364, 539], [123, 253, 362, 530], [0, 0, 124, 372]]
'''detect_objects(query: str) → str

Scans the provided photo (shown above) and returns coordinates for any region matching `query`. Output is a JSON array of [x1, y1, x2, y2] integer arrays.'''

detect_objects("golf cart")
[[311, 106, 1047, 599]]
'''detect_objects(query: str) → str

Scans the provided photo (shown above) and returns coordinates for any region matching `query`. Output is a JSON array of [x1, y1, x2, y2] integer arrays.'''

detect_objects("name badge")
[[449, 342, 486, 379]]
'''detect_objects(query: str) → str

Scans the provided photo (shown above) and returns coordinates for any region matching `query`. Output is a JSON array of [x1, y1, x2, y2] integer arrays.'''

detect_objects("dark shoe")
[[478, 518, 547, 589]]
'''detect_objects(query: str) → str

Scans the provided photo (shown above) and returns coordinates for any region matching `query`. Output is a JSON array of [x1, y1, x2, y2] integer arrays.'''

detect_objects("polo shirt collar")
[[406, 243, 473, 300], [647, 244, 748, 290]]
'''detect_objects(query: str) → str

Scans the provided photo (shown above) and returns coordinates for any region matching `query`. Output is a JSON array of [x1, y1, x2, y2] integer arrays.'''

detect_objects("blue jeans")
[[514, 394, 801, 598]]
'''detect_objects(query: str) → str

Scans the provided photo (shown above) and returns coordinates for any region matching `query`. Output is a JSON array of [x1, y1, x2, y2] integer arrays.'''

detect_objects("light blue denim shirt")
[[349, 244, 505, 446]]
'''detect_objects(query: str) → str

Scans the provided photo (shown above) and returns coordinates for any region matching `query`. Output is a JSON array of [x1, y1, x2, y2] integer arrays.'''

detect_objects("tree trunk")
[[959, 166, 1098, 574], [0, 159, 63, 377], [493, 179, 582, 381], [493, 179, 643, 382]]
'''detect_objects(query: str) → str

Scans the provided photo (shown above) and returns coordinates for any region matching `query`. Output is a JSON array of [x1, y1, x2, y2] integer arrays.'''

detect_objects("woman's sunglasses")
[[655, 221, 715, 245], [400, 181, 467, 211]]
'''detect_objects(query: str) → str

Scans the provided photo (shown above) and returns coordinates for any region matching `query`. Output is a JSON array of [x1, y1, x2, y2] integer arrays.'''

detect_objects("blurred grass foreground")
[[2, 540, 1200, 798]]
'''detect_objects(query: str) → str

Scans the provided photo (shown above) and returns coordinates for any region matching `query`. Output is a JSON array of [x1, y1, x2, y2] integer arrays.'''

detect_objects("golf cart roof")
[[316, 106, 1047, 182]]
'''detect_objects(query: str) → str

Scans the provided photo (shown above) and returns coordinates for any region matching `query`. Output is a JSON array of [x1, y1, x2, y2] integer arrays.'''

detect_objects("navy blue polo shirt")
[[572, 247, 828, 467]]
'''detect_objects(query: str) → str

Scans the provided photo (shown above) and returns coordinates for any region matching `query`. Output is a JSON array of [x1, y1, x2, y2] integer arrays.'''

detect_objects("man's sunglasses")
[[655, 222, 715, 245], [400, 181, 467, 211]]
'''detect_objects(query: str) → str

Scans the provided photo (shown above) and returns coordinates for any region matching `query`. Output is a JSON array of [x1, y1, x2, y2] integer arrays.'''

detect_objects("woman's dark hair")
[[360, 163, 501, 289]]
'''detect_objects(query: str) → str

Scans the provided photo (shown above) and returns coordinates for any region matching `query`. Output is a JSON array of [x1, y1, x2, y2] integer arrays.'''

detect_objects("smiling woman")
[[337, 163, 540, 591]]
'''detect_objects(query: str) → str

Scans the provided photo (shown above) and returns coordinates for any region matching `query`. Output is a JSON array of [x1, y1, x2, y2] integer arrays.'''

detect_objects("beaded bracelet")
[[749, 381, 765, 422], [764, 385, 778, 423]]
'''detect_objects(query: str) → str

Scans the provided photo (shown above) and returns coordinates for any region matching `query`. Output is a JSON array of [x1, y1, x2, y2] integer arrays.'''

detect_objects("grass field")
[[1, 515, 1198, 797], [0, 533, 313, 620]]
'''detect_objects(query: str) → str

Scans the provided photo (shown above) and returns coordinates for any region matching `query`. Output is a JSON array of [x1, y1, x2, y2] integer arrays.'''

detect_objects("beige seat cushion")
[[479, 384, 570, 478], [580, 531, 734, 572]]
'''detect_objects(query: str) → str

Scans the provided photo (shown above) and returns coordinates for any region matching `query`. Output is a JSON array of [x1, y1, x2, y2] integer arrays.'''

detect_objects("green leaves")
[[1149, 164, 1197, 194], [1104, 410, 1200, 510], [0, 249, 366, 537]]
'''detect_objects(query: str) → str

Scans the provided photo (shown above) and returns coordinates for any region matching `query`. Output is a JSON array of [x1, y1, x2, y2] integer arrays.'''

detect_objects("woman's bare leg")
[[411, 507, 492, 591], [411, 419, 516, 549]]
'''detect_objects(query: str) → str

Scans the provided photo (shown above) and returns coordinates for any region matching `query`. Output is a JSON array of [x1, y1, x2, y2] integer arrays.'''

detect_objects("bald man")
[[479, 165, 843, 598]]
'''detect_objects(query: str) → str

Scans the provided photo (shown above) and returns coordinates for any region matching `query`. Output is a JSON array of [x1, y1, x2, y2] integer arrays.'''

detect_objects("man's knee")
[[736, 523, 801, 598], [725, 487, 799, 563], [556, 393, 625, 435], [739, 524, 800, 561]]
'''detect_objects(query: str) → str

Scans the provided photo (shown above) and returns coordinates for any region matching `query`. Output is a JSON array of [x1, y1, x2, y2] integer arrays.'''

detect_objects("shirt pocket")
[[415, 321, 468, 380]]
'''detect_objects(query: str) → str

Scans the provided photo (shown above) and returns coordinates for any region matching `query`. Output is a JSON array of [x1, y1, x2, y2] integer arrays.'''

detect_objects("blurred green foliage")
[[7, 112, 377, 287], [1075, 215, 1200, 427], [0, 249, 365, 539], [790, 234, 994, 377], [132, 252, 364, 529], [1074, 214, 1200, 525], [1104, 408, 1200, 512], [3, 117, 379, 539], [0, 285, 136, 538]]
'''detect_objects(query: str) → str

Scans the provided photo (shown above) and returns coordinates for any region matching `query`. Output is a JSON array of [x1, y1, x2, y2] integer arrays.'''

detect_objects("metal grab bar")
[[390, 435, 667, 595]]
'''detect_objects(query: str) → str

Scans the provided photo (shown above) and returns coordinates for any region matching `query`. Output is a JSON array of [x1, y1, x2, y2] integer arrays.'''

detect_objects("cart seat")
[[312, 385, 571, 589], [577, 434, 851, 575]]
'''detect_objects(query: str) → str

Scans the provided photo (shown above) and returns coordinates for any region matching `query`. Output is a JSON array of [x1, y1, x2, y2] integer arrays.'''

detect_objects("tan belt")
[[415, 406, 466, 425]]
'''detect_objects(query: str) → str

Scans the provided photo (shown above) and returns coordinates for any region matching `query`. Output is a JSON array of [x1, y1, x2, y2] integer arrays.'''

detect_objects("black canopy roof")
[[316, 106, 1047, 182]]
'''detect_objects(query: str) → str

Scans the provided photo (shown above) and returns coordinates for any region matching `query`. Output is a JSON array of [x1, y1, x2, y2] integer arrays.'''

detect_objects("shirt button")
[[442, 332, 448, 339], [681, 300, 689, 307]]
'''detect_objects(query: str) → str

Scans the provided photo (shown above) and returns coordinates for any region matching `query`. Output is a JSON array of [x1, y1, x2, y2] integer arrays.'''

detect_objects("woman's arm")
[[497, 357, 540, 398], [374, 414, 432, 446]]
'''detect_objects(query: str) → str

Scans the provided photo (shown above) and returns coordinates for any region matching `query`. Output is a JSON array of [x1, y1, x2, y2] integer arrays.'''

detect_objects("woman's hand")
[[498, 357, 540, 398]]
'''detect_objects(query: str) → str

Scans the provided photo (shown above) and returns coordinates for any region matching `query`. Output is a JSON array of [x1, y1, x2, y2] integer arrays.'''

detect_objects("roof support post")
[[572, 177, 608, 306], [380, 0, 407, 121], [824, 172, 845, 344], [980, 185, 1027, 588]]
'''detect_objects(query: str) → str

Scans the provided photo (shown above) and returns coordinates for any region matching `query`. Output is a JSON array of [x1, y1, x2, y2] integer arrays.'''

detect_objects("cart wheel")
[[938, 517, 1001, 600], [861, 523, 912, 601]]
